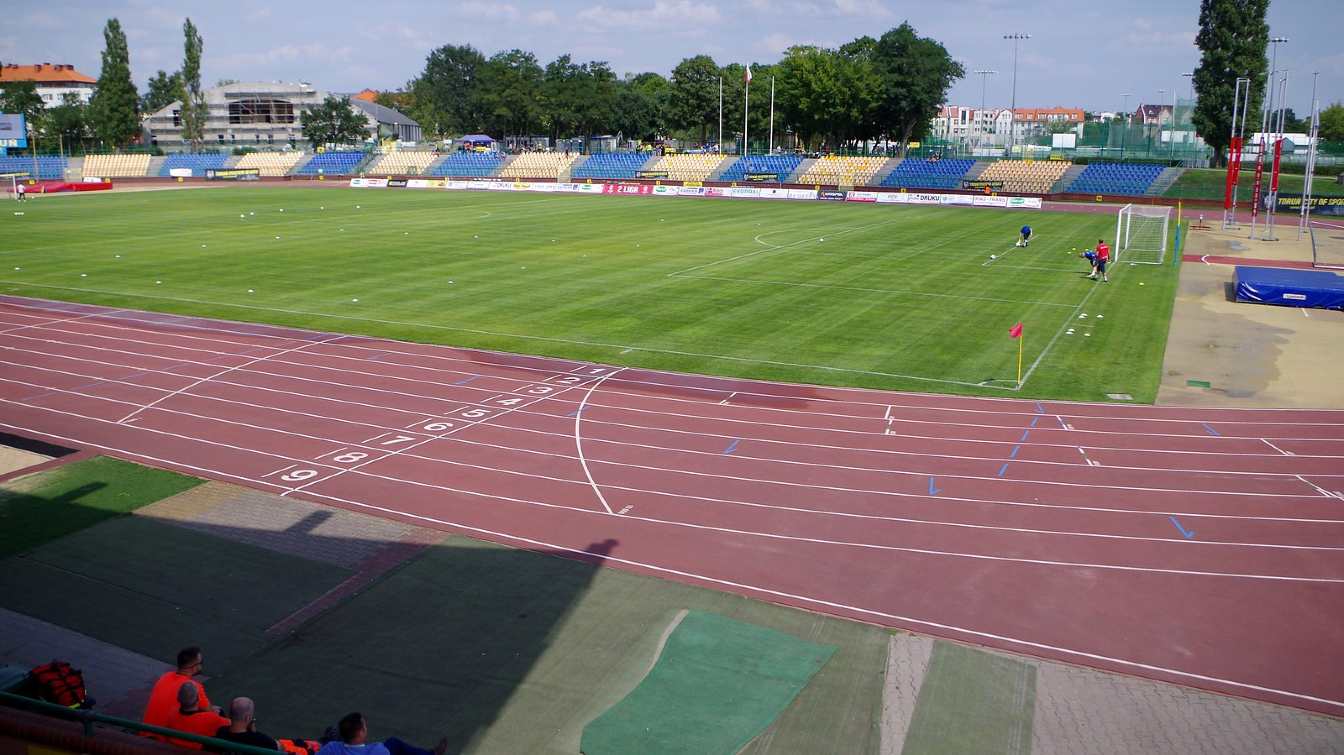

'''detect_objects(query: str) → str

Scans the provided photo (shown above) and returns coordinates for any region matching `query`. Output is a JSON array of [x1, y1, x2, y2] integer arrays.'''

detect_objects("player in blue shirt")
[[1079, 247, 1098, 276], [1018, 225, 1032, 247]]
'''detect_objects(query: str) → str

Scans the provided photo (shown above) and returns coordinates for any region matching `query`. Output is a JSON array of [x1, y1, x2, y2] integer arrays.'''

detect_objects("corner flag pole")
[[1017, 334, 1023, 386]]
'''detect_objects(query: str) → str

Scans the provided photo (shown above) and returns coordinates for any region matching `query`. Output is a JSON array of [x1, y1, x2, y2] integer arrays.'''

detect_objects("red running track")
[[1, 295, 1342, 715]]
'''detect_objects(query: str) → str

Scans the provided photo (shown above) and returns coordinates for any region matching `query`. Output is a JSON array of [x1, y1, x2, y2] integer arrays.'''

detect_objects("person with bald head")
[[212, 697, 280, 751], [163, 679, 230, 749]]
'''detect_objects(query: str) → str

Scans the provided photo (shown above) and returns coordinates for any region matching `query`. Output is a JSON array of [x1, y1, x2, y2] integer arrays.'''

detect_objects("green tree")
[[0, 81, 45, 129], [871, 23, 964, 155], [540, 55, 582, 142], [300, 95, 369, 148], [775, 46, 847, 150], [47, 94, 89, 152], [1192, 0, 1269, 166], [141, 70, 183, 113], [668, 55, 719, 145], [575, 61, 619, 140], [410, 44, 486, 135], [180, 19, 207, 151], [613, 73, 669, 142], [89, 18, 140, 148], [474, 49, 543, 138], [1319, 103, 1344, 143]]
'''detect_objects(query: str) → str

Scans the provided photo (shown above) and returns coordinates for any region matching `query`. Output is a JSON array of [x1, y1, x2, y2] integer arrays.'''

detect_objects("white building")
[[0, 63, 96, 107], [931, 106, 1013, 149]]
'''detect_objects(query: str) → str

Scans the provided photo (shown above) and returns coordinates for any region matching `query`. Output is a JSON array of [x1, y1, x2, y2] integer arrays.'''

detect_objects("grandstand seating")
[[365, 151, 439, 176], [797, 156, 888, 186], [157, 154, 229, 177], [974, 160, 1070, 194], [570, 152, 651, 180], [233, 152, 305, 177], [0, 156, 66, 179], [294, 151, 365, 175], [1065, 162, 1165, 195], [643, 153, 724, 182], [498, 152, 580, 179], [718, 155, 803, 182], [82, 153, 151, 178], [426, 151, 505, 177], [878, 158, 974, 190]]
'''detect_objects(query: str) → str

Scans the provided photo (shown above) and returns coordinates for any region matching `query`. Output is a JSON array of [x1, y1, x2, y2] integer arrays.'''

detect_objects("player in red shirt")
[[1090, 238, 1110, 282]]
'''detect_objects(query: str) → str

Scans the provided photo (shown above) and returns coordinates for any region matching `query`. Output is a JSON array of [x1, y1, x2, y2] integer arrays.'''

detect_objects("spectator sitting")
[[212, 697, 279, 751], [144, 647, 216, 734], [164, 681, 230, 750], [316, 713, 446, 755]]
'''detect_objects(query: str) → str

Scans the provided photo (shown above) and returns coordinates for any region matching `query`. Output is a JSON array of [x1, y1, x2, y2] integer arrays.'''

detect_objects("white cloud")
[[454, 1, 521, 21], [217, 44, 355, 69], [833, 0, 891, 17], [577, 0, 721, 30], [527, 9, 560, 25]]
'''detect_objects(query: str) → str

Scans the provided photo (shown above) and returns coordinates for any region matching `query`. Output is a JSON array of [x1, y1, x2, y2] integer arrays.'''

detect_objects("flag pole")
[[743, 72, 750, 157], [718, 77, 723, 154], [769, 76, 775, 153], [1017, 335, 1023, 386]]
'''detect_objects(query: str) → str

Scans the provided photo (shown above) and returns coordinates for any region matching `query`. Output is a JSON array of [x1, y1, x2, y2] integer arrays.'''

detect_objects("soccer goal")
[[1115, 204, 1171, 265]]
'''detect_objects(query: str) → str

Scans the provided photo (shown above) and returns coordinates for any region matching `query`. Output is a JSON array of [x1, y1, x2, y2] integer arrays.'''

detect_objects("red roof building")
[[0, 63, 97, 107]]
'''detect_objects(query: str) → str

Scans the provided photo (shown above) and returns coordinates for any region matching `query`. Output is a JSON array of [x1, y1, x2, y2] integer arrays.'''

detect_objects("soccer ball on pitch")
[[1015, 241, 1024, 247]]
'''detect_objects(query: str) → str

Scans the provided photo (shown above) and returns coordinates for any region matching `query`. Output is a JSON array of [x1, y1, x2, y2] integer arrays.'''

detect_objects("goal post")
[[1115, 203, 1171, 265]]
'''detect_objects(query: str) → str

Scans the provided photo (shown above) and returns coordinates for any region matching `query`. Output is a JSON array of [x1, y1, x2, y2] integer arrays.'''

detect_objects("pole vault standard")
[[1222, 78, 1250, 230]]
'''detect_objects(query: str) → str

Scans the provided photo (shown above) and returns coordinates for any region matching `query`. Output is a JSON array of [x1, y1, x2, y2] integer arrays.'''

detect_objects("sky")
[[3, 0, 1337, 115]]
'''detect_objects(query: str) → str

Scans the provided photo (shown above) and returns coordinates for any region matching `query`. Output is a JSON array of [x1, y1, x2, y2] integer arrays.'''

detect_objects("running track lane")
[[1, 295, 1342, 716]]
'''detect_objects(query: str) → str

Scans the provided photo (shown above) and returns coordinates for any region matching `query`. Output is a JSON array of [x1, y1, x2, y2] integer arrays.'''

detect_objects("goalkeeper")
[[1078, 247, 1098, 276], [1017, 224, 1032, 247]]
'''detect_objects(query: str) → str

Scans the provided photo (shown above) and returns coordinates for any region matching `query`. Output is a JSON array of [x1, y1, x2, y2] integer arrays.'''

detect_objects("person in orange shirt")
[[164, 681, 231, 749], [144, 646, 216, 735]]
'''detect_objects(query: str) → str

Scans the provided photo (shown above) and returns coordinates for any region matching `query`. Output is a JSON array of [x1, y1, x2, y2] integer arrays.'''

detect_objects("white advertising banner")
[[787, 189, 818, 200], [1006, 196, 1043, 209], [845, 191, 879, 203], [942, 194, 974, 205], [169, 168, 193, 178], [875, 192, 905, 203], [727, 187, 761, 198], [349, 178, 388, 188], [677, 186, 705, 196]]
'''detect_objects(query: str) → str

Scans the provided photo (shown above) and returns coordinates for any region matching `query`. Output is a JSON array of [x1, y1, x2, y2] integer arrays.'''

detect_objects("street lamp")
[[1003, 33, 1029, 155], [974, 69, 997, 150]]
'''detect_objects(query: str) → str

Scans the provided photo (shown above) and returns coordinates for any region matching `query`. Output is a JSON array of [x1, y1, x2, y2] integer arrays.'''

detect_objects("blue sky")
[[4, 0, 1336, 114]]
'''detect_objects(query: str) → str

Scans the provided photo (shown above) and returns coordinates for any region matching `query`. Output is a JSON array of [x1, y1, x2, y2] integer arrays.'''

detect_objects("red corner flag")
[[1009, 322, 1023, 339]]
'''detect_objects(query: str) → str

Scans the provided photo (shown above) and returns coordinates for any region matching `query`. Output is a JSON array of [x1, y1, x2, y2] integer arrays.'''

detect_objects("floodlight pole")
[[974, 69, 996, 150], [717, 77, 723, 153], [1254, 37, 1288, 239], [1120, 93, 1132, 157], [1299, 71, 1320, 240], [1003, 34, 1029, 156]]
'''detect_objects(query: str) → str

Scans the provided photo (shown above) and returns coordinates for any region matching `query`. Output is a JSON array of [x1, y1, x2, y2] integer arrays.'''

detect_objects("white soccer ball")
[[990, 254, 998, 259]]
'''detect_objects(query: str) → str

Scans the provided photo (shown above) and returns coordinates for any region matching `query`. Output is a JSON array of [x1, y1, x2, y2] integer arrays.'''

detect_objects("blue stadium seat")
[[158, 154, 229, 177], [426, 151, 505, 177], [293, 151, 366, 176], [1064, 163, 1164, 195], [570, 153, 650, 180], [717, 155, 803, 182], [0, 156, 68, 179], [878, 159, 974, 190]]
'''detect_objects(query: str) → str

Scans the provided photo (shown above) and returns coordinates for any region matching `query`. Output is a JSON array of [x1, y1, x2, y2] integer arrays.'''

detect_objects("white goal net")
[[1115, 204, 1171, 265]]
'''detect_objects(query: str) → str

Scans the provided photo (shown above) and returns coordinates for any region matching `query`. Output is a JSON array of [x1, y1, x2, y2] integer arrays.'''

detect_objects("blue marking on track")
[[1029, 415, 1040, 429], [723, 439, 740, 455], [1034, 401, 1046, 414], [1019, 429, 1030, 443], [565, 409, 581, 417], [997, 463, 1009, 477], [1168, 516, 1196, 539], [1201, 422, 1220, 437], [453, 375, 478, 386], [1009, 445, 1021, 459], [928, 476, 941, 495]]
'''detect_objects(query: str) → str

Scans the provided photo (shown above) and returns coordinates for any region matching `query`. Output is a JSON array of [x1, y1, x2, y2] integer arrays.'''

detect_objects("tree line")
[[383, 23, 963, 153]]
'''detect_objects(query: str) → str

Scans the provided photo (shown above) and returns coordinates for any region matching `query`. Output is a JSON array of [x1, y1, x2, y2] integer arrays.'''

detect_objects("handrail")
[[0, 691, 289, 755]]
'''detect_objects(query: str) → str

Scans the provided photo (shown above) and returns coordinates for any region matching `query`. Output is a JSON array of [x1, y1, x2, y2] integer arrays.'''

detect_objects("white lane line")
[[575, 368, 626, 514], [0, 414, 1339, 713], [115, 335, 343, 424], [5, 295, 1344, 425], [1297, 474, 1337, 498], [718, 391, 737, 406], [1263, 438, 1294, 456], [7, 365, 1340, 528]]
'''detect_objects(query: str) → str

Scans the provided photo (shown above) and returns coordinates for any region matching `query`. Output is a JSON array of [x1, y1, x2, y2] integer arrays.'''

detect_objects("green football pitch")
[[0, 187, 1179, 402]]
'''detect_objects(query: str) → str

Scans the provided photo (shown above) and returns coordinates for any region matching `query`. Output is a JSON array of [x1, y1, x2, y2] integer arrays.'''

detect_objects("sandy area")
[[0, 446, 50, 477]]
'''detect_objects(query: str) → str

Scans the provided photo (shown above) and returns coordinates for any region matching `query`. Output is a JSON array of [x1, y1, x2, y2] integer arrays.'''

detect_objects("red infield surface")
[[1, 295, 1341, 716]]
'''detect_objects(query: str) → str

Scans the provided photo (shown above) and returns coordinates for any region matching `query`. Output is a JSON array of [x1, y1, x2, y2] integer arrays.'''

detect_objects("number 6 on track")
[[280, 468, 319, 482]]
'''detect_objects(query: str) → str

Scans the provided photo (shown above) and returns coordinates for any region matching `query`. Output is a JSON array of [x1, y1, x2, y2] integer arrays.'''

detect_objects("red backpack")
[[28, 661, 88, 708]]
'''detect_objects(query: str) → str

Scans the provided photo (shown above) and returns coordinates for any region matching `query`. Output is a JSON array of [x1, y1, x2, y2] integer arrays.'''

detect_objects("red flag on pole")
[[1009, 322, 1023, 339]]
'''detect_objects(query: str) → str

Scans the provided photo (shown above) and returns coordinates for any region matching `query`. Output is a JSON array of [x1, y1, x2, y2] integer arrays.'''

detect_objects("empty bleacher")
[[1065, 163, 1165, 196], [975, 160, 1070, 194], [234, 152, 305, 176], [365, 151, 440, 176], [426, 151, 505, 177], [797, 156, 888, 186], [294, 151, 365, 175], [157, 154, 229, 177], [0, 156, 67, 179], [718, 155, 803, 182], [570, 152, 650, 180], [643, 153, 724, 182], [878, 158, 975, 190], [498, 152, 580, 179], [82, 153, 151, 178]]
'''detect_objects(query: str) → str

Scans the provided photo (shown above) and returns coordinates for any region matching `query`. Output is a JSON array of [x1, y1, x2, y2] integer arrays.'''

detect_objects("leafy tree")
[[89, 18, 140, 148], [540, 55, 582, 142], [300, 95, 370, 148], [474, 49, 543, 137], [1192, 0, 1269, 166], [613, 73, 669, 142], [47, 94, 89, 151], [215, 79, 239, 87], [1320, 103, 1344, 143], [0, 81, 44, 129], [871, 23, 964, 156], [575, 61, 619, 140], [775, 47, 847, 150], [668, 55, 719, 145], [374, 90, 416, 115], [180, 18, 207, 151], [142, 70, 183, 113], [410, 44, 485, 135]]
